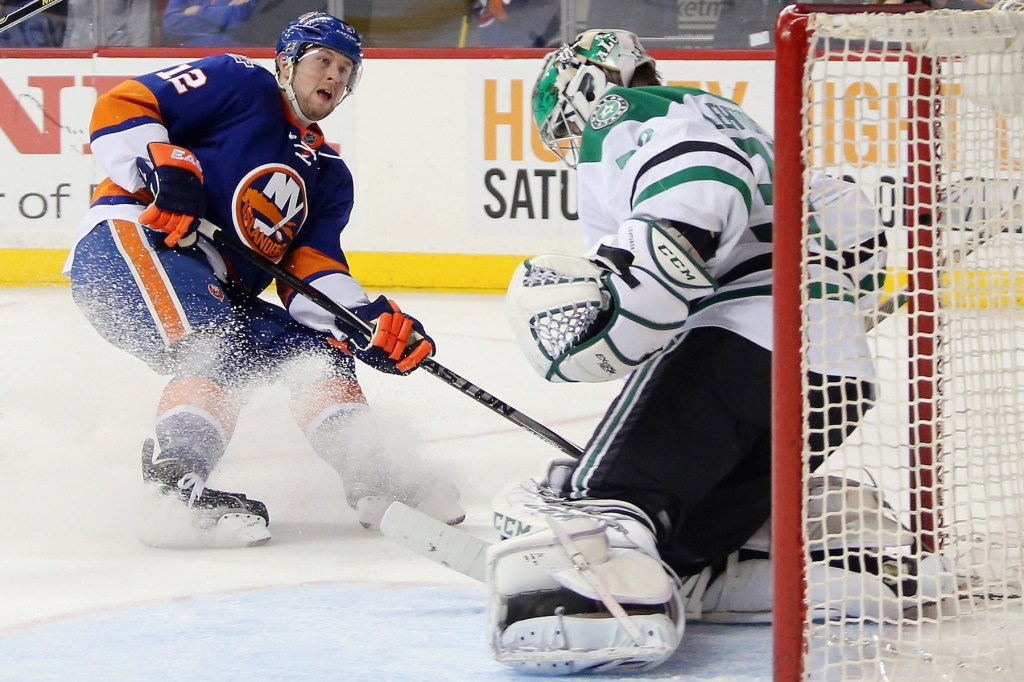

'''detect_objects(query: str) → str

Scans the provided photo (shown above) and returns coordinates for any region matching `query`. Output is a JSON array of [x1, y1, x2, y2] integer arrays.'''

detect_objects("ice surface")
[[0, 288, 772, 680]]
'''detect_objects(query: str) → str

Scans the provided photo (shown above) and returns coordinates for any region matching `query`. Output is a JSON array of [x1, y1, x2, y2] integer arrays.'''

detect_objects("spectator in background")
[[345, 0, 467, 47], [162, 0, 261, 46], [63, 0, 151, 47], [586, 0, 684, 42], [477, 0, 560, 48], [0, 0, 67, 46], [202, 0, 328, 48], [712, 0, 785, 49], [475, 0, 508, 26]]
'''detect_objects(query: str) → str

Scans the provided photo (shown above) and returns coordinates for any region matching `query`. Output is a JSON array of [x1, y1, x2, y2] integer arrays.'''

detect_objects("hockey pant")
[[69, 219, 366, 475], [569, 326, 874, 578]]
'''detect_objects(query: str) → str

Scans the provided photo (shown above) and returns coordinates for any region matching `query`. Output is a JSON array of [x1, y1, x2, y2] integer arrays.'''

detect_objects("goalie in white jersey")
[[484, 30, 948, 674]]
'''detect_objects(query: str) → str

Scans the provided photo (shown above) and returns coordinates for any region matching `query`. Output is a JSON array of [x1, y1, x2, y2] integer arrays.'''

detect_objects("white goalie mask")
[[533, 29, 655, 167]]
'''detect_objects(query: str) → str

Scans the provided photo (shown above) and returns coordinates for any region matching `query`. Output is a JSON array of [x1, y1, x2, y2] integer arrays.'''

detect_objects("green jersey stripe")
[[633, 166, 753, 214]]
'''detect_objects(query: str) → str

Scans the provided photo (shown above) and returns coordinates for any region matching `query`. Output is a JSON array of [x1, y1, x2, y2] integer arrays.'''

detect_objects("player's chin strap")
[[279, 47, 356, 128], [546, 516, 646, 646], [279, 55, 315, 129]]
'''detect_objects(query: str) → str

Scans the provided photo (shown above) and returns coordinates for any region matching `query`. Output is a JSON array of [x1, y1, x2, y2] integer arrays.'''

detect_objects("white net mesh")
[[522, 266, 607, 358], [994, 0, 1024, 11], [799, 9, 1024, 680]]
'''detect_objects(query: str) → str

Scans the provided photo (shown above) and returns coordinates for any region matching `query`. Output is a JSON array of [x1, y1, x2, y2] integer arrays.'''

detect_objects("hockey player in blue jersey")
[[65, 12, 464, 548]]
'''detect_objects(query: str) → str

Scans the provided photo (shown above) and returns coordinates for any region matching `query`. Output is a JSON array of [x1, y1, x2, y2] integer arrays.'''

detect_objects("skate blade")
[[141, 512, 271, 549], [214, 513, 272, 548], [357, 495, 465, 531]]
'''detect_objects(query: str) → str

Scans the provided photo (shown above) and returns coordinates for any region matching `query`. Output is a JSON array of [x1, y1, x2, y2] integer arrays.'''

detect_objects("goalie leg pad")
[[696, 552, 773, 623], [491, 476, 660, 561], [486, 514, 684, 675]]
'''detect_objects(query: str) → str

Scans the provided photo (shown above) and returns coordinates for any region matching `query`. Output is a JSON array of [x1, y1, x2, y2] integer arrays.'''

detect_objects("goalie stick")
[[0, 0, 67, 34], [194, 220, 584, 459], [379, 501, 490, 581]]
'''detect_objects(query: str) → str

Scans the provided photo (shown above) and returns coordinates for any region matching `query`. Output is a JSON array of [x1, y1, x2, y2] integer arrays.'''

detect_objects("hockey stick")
[[195, 220, 584, 459], [0, 0, 67, 34], [379, 501, 490, 581]]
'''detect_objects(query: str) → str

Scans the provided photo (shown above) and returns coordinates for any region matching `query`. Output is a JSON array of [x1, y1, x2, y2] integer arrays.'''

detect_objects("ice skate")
[[140, 439, 271, 549], [348, 475, 465, 531]]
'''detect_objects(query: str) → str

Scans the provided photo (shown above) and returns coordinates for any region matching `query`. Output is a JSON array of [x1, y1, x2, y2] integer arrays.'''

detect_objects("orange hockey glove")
[[335, 296, 435, 375]]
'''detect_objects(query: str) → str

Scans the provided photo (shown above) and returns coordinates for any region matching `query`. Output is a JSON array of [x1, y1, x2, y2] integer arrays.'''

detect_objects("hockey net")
[[774, 5, 1024, 681]]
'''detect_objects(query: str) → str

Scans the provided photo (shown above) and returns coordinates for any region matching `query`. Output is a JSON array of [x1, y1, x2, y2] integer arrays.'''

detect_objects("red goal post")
[[774, 4, 1024, 680]]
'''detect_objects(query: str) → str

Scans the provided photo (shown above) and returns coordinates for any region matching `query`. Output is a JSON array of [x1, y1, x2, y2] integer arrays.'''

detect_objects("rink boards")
[[0, 48, 769, 289]]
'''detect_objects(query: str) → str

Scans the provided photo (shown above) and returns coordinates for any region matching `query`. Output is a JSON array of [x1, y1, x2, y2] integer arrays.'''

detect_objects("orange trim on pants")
[[291, 375, 367, 433], [157, 376, 239, 441], [110, 219, 189, 346]]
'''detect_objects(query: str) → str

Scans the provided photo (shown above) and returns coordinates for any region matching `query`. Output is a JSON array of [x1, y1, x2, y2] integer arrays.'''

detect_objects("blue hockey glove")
[[334, 296, 434, 375], [136, 142, 205, 247]]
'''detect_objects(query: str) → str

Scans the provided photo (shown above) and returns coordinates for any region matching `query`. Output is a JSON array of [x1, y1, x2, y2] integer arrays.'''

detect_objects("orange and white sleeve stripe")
[[277, 246, 371, 339], [90, 79, 169, 194]]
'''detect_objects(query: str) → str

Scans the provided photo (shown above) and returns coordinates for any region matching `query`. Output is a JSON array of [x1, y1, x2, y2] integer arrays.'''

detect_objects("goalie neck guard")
[[532, 29, 655, 168]]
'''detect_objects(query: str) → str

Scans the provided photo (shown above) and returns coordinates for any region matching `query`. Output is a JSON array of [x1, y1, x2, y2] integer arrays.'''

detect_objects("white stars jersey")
[[578, 85, 776, 351], [577, 85, 887, 380]]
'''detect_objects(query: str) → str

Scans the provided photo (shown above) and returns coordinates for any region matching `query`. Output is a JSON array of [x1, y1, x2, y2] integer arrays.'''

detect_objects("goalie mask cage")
[[774, 4, 1024, 681]]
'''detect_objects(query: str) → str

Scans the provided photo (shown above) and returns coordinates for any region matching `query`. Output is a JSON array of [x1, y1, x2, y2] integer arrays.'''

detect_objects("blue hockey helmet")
[[277, 13, 363, 97]]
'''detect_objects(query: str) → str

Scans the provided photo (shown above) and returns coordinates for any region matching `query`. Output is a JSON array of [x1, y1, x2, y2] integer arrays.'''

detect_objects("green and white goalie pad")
[[506, 218, 717, 383], [486, 514, 684, 674]]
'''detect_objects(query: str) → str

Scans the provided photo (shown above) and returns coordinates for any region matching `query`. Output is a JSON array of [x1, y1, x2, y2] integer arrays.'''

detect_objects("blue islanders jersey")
[[64, 54, 369, 337]]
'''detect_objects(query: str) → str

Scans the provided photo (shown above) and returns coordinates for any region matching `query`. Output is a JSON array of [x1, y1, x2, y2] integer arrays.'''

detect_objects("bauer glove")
[[334, 296, 435, 375], [136, 142, 205, 248]]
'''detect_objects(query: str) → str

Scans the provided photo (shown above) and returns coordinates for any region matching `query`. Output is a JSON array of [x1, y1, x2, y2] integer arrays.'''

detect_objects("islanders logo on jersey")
[[232, 164, 308, 262]]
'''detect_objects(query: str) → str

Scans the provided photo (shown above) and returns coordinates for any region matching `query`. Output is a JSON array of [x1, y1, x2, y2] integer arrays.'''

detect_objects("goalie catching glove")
[[332, 295, 434, 375], [136, 142, 206, 248], [507, 218, 717, 382]]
